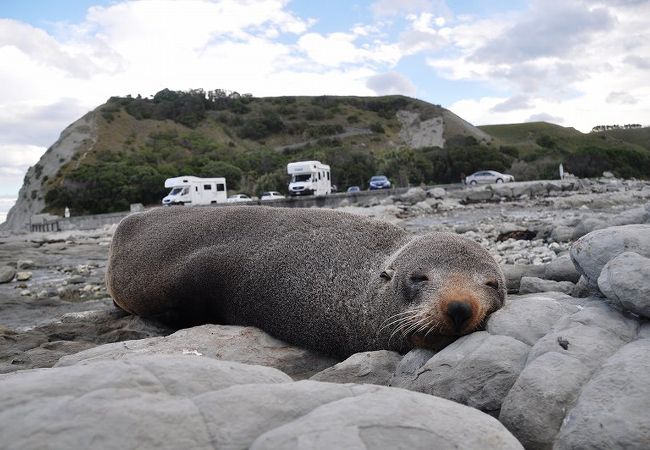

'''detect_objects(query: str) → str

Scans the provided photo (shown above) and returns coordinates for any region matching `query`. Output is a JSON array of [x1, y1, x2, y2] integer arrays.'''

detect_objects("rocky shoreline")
[[1, 176, 649, 449]]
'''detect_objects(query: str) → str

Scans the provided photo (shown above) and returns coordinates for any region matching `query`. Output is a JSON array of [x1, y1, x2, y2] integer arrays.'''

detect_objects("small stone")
[[428, 187, 446, 199], [57, 286, 81, 301], [16, 271, 32, 282], [68, 275, 86, 284], [20, 290, 31, 296], [17, 260, 34, 270]]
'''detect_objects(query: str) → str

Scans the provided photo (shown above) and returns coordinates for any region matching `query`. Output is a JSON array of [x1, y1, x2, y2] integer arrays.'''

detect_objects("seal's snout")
[[447, 301, 473, 332]]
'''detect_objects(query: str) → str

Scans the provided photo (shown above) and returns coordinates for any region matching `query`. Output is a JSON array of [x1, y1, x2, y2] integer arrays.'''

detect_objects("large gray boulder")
[[598, 251, 650, 318], [499, 352, 591, 449], [554, 339, 650, 449], [571, 217, 607, 240], [0, 266, 15, 283], [570, 224, 650, 288], [310, 350, 402, 385], [550, 226, 575, 243], [392, 331, 529, 415], [526, 302, 638, 370], [399, 187, 427, 204], [0, 354, 523, 450], [543, 254, 580, 283], [486, 294, 580, 346], [250, 386, 523, 450], [501, 264, 546, 293], [518, 277, 575, 295], [464, 187, 495, 202], [56, 324, 337, 379]]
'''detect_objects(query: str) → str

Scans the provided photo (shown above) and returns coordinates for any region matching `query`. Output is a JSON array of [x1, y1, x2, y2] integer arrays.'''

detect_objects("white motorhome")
[[162, 176, 227, 206], [287, 161, 332, 196]]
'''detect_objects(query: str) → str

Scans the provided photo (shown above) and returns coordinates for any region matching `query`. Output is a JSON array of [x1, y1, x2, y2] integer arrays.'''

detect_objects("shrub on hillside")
[[565, 146, 650, 178]]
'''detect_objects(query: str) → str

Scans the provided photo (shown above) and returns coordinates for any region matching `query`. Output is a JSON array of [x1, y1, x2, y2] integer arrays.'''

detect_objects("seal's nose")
[[447, 301, 473, 332]]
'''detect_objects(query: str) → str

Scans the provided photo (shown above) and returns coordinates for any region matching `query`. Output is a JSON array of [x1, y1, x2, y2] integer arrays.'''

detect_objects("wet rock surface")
[[1, 176, 649, 449]]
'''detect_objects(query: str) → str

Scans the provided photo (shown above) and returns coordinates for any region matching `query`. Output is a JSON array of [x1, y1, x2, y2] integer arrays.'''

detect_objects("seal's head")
[[377, 232, 505, 351]]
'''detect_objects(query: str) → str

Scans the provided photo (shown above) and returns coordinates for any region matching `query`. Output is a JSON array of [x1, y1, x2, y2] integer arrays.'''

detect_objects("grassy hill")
[[35, 89, 650, 216], [41, 91, 510, 215], [478, 121, 650, 180]]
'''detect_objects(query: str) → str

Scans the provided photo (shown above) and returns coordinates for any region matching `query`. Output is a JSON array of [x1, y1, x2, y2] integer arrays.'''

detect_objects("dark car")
[[368, 175, 391, 190]]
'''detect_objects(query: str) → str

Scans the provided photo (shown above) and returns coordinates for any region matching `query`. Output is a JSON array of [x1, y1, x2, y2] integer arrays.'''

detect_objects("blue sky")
[[0, 0, 649, 222]]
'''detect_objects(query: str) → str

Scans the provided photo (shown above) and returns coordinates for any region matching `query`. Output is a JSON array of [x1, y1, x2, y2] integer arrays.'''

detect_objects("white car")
[[465, 170, 515, 185], [227, 194, 252, 203], [260, 191, 285, 201]]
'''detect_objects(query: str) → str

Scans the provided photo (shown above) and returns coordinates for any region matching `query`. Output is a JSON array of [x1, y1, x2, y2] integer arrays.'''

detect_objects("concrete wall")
[[58, 211, 131, 231]]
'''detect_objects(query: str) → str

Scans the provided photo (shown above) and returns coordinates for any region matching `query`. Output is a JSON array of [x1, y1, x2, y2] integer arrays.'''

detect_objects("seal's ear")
[[380, 268, 395, 280]]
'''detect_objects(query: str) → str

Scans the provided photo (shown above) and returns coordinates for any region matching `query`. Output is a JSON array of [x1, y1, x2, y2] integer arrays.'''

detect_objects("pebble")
[[16, 271, 32, 282]]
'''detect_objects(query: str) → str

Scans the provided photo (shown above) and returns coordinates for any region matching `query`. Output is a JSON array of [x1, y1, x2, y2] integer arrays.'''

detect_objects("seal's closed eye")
[[380, 269, 394, 280], [409, 272, 429, 283], [485, 280, 499, 290]]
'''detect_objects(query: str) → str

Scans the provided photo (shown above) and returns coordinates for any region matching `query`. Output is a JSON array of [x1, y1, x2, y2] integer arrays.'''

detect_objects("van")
[[162, 176, 227, 206], [287, 161, 332, 196]]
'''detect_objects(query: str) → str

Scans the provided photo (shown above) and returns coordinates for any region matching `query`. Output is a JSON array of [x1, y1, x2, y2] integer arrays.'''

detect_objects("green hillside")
[[478, 121, 650, 180], [595, 127, 650, 151], [40, 90, 650, 216], [42, 90, 513, 215]]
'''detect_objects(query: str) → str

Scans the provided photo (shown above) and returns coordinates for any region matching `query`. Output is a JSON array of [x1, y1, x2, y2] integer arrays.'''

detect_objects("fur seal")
[[107, 206, 505, 358]]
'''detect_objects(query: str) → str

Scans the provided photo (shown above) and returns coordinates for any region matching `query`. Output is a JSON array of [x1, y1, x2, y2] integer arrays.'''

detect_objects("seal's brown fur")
[[107, 206, 505, 357]]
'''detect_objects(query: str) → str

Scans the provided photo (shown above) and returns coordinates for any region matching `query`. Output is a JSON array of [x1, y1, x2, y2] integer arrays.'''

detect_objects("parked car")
[[465, 170, 515, 185], [227, 194, 252, 203], [260, 191, 285, 200], [347, 186, 361, 193], [368, 175, 391, 190]]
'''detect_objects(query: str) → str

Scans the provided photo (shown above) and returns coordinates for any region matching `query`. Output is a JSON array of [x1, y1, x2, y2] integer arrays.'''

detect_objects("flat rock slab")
[[56, 323, 338, 379], [310, 350, 402, 385], [0, 354, 522, 450], [1, 309, 173, 374]]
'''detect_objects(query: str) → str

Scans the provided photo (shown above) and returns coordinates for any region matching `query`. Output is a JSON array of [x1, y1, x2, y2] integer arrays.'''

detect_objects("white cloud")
[[606, 91, 638, 105], [426, 0, 650, 131], [371, 0, 451, 18], [527, 112, 564, 124], [366, 72, 417, 96], [491, 95, 534, 113]]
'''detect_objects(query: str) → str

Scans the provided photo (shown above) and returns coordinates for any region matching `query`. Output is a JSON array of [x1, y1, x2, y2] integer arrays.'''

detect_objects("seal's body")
[[107, 206, 505, 357]]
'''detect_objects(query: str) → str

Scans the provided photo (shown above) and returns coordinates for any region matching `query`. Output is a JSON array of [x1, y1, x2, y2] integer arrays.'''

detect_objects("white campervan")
[[162, 176, 227, 206], [287, 161, 332, 196]]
